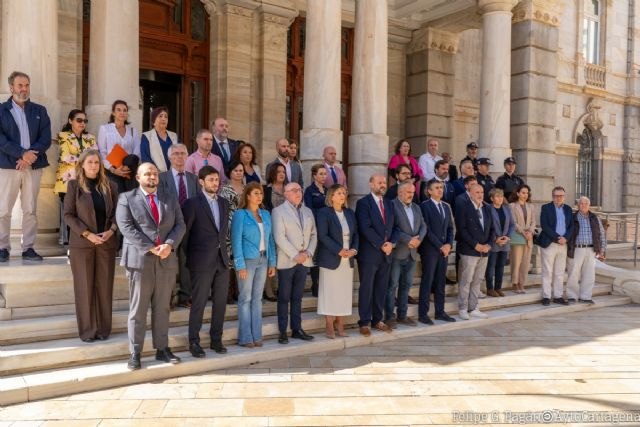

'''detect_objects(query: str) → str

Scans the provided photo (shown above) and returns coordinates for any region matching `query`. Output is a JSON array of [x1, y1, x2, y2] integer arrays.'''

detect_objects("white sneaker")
[[459, 311, 470, 320], [469, 309, 488, 319], [478, 291, 487, 299]]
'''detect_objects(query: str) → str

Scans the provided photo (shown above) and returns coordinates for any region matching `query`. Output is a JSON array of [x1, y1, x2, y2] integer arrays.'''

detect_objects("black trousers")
[[188, 252, 230, 344]]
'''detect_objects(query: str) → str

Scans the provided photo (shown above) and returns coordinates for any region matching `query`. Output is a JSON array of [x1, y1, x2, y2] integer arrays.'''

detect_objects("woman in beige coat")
[[508, 184, 535, 293]]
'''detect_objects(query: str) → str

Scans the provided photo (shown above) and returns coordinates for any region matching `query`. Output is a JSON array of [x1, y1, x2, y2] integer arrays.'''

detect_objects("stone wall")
[[58, 0, 83, 126]]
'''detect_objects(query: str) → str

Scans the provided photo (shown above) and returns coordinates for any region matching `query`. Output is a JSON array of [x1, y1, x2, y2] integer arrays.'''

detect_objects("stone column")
[[1, 0, 62, 255], [510, 0, 560, 202], [299, 0, 342, 186], [387, 26, 411, 153], [478, 0, 518, 162], [347, 0, 388, 203], [85, 0, 141, 134]]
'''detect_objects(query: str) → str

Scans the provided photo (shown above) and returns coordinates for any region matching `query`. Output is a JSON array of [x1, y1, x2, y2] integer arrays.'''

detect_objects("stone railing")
[[584, 63, 606, 88], [596, 260, 640, 303]]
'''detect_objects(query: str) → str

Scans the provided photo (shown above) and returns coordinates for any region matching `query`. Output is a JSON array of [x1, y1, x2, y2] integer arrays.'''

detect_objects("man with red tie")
[[116, 162, 185, 370], [355, 174, 396, 336]]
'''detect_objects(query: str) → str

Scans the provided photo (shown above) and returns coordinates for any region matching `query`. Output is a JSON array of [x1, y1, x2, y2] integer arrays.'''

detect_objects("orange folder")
[[106, 143, 128, 168]]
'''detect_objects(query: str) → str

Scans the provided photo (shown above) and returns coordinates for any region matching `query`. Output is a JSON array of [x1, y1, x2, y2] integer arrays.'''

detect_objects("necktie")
[[477, 207, 484, 231], [178, 173, 187, 206], [203, 158, 208, 166], [220, 142, 229, 163], [148, 194, 161, 245], [296, 206, 304, 228], [330, 166, 338, 184], [210, 197, 220, 231], [378, 198, 386, 224], [438, 202, 445, 219]]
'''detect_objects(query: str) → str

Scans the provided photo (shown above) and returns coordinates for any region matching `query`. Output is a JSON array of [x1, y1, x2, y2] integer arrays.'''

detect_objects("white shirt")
[[418, 153, 442, 182], [432, 199, 446, 218], [402, 202, 415, 230], [203, 192, 221, 230], [278, 156, 292, 183], [98, 123, 141, 169], [171, 167, 188, 195], [257, 222, 266, 251], [371, 193, 386, 219]]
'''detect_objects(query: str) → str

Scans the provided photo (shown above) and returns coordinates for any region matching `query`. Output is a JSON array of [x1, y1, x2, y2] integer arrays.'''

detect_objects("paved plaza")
[[1, 305, 639, 426]]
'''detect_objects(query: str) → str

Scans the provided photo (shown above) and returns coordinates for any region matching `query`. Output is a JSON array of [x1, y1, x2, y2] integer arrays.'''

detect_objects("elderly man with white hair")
[[566, 196, 606, 304]]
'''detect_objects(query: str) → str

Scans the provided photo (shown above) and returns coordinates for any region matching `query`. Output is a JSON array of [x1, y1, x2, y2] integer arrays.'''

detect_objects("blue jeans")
[[385, 257, 417, 320], [236, 256, 267, 345], [485, 251, 508, 290]]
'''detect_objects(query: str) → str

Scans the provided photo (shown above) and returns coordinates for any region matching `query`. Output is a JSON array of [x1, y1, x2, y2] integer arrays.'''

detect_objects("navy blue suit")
[[355, 194, 395, 327], [212, 138, 239, 172], [455, 198, 495, 257], [419, 200, 454, 319], [316, 207, 358, 269], [538, 202, 574, 248], [0, 97, 51, 170]]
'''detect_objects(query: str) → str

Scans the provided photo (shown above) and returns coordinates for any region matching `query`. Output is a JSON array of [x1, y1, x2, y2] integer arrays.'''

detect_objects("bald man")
[[323, 145, 347, 187]]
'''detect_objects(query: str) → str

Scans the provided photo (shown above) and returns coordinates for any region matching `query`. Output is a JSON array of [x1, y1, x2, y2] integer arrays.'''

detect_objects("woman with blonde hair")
[[64, 149, 119, 342]]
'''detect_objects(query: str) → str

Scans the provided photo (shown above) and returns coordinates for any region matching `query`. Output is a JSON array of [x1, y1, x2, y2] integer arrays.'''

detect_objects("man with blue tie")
[[182, 165, 230, 357], [537, 186, 574, 306], [211, 117, 238, 173], [419, 179, 456, 324], [355, 174, 395, 336], [323, 145, 347, 187], [455, 183, 494, 320]]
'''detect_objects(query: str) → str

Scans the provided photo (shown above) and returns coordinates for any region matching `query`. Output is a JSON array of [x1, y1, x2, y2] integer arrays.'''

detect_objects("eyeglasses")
[[74, 118, 88, 124], [552, 194, 565, 198]]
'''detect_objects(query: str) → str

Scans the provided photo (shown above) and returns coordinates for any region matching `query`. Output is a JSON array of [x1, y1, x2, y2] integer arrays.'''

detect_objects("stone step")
[[0, 276, 547, 345], [0, 294, 631, 406], [0, 283, 613, 377]]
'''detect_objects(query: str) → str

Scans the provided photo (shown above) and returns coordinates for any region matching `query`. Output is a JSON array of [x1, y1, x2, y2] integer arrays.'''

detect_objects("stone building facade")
[[0, 0, 639, 251]]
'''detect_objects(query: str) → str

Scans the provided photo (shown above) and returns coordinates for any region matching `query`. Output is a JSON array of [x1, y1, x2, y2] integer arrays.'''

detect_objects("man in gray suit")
[[385, 182, 426, 328], [116, 162, 186, 371], [266, 138, 304, 187], [159, 143, 200, 308], [272, 182, 316, 344]]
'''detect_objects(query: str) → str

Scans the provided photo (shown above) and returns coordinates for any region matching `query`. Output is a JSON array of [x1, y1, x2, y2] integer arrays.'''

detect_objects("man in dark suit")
[[442, 152, 457, 181], [159, 143, 200, 308], [386, 182, 426, 327], [419, 179, 456, 324], [385, 164, 418, 203], [538, 186, 574, 306], [434, 159, 456, 207], [266, 138, 304, 187], [182, 166, 230, 357], [0, 71, 51, 262], [355, 174, 395, 336], [211, 117, 239, 172], [455, 183, 494, 320], [452, 160, 476, 197], [116, 163, 186, 370]]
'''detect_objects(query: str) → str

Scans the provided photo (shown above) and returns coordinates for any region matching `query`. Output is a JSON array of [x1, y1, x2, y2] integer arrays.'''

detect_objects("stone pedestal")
[[348, 0, 388, 203], [300, 0, 342, 185], [1, 0, 62, 256], [85, 0, 141, 134], [478, 0, 518, 163], [510, 0, 560, 202]]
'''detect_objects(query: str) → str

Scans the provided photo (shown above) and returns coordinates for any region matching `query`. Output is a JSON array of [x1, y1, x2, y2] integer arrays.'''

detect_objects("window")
[[576, 127, 595, 201], [582, 0, 601, 64]]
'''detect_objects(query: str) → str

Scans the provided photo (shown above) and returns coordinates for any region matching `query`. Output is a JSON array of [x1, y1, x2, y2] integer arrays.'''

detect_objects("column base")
[[347, 133, 389, 204], [300, 128, 343, 185]]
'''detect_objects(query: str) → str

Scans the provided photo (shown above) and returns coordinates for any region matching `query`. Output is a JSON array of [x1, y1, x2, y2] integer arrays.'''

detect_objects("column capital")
[[257, 0, 298, 26], [407, 27, 460, 55], [511, 0, 562, 27], [478, 0, 519, 14], [215, 0, 259, 17]]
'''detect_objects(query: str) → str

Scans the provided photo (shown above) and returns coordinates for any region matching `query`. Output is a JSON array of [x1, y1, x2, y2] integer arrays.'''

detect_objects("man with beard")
[[266, 138, 304, 187]]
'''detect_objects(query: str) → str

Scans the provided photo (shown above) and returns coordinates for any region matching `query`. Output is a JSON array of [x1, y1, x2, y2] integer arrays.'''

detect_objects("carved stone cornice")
[[215, 0, 259, 17], [478, 0, 519, 14], [200, 0, 217, 16], [407, 27, 460, 55], [511, 0, 561, 27], [257, 0, 298, 26]]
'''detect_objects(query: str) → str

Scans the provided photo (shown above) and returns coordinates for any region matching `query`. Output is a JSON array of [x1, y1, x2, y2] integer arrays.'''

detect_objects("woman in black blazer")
[[64, 149, 119, 342], [304, 164, 328, 296], [315, 184, 359, 338]]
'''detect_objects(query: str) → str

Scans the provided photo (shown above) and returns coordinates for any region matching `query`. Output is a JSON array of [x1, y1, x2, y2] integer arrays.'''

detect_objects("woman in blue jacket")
[[231, 182, 276, 347]]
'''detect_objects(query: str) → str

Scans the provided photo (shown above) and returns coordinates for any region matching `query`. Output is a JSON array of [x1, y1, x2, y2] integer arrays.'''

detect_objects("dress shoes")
[[253, 341, 263, 347], [372, 321, 392, 333], [384, 319, 398, 329], [210, 341, 228, 354], [407, 296, 419, 304], [176, 299, 192, 308], [81, 337, 95, 343], [435, 313, 456, 322], [567, 298, 577, 304], [418, 317, 434, 325], [22, 248, 43, 261], [542, 298, 551, 306], [239, 342, 255, 348], [553, 298, 569, 306], [95, 335, 108, 341], [155, 347, 181, 364], [397, 316, 417, 326], [278, 332, 289, 344], [496, 290, 505, 297], [291, 329, 314, 341], [359, 326, 371, 337], [189, 342, 206, 358], [579, 299, 595, 304], [0, 248, 9, 263], [127, 353, 141, 370], [487, 289, 500, 297], [263, 293, 277, 302]]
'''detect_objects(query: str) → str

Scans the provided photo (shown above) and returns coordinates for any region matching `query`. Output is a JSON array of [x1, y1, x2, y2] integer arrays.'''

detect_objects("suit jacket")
[[0, 97, 51, 170], [182, 192, 230, 270], [266, 158, 304, 187], [509, 201, 535, 248], [271, 201, 317, 269], [324, 163, 347, 187], [384, 183, 419, 204], [212, 138, 239, 169], [455, 198, 495, 257], [158, 169, 200, 202], [390, 199, 427, 261], [488, 204, 515, 252], [538, 202, 574, 248], [116, 187, 186, 270], [355, 194, 395, 264], [64, 179, 119, 250], [448, 164, 458, 181], [419, 199, 454, 256], [315, 207, 359, 269]]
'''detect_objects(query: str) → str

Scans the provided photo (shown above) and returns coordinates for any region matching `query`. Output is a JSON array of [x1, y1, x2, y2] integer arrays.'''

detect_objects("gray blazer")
[[158, 169, 200, 201], [272, 201, 317, 269], [116, 188, 186, 270], [489, 204, 515, 252], [266, 158, 304, 187], [390, 198, 427, 261]]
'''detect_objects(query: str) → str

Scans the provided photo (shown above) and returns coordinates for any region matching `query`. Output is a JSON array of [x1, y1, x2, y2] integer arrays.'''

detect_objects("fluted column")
[[348, 0, 388, 203], [85, 0, 141, 134], [299, 0, 342, 185], [478, 0, 518, 162], [1, 0, 62, 255]]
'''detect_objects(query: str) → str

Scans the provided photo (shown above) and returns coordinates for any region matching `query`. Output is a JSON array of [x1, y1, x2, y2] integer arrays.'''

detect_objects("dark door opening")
[[140, 70, 181, 135]]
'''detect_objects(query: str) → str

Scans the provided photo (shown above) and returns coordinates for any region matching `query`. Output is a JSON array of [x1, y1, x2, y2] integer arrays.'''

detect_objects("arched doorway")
[[576, 124, 604, 206]]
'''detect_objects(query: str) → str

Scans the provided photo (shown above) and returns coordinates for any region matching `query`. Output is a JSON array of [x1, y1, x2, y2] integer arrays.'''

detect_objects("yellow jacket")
[[54, 131, 97, 194]]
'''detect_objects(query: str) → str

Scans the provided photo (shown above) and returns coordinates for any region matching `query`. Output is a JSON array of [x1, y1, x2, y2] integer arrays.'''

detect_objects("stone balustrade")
[[584, 63, 606, 88]]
